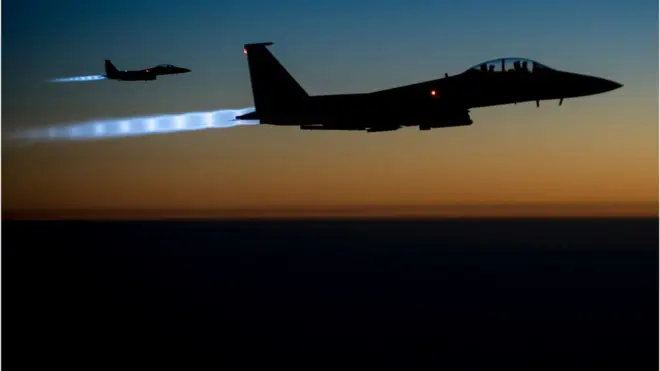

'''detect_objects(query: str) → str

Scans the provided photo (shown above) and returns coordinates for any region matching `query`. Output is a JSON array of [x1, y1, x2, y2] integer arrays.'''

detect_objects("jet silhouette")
[[104, 60, 191, 81], [235, 42, 622, 132]]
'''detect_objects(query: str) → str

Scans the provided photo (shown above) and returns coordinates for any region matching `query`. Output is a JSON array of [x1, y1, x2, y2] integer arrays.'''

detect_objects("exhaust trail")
[[10, 107, 258, 143], [49, 75, 107, 83]]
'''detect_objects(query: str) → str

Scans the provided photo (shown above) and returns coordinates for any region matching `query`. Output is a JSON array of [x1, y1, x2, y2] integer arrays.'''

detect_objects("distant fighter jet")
[[235, 42, 622, 132], [104, 60, 191, 81]]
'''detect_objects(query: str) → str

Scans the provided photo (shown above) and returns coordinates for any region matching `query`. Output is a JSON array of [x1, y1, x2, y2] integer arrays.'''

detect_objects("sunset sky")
[[3, 0, 658, 217]]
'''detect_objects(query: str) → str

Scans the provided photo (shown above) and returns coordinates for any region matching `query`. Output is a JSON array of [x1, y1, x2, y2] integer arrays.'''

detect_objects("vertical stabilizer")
[[104, 60, 118, 77], [243, 42, 309, 114]]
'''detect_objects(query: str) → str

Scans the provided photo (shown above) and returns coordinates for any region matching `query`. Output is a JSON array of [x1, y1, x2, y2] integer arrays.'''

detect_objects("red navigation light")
[[243, 48, 247, 55], [146, 69, 150, 72], [430, 89, 436, 96]]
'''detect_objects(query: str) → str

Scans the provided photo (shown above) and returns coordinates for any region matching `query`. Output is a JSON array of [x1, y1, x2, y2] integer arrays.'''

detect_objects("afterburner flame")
[[10, 107, 258, 143]]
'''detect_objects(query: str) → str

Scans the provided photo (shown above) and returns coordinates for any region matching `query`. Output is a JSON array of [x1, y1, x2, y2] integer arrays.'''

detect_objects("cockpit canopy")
[[465, 58, 553, 74], [155, 64, 176, 68]]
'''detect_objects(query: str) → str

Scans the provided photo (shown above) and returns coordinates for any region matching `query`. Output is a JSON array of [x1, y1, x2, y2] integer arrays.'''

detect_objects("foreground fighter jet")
[[235, 42, 622, 132], [104, 60, 191, 81]]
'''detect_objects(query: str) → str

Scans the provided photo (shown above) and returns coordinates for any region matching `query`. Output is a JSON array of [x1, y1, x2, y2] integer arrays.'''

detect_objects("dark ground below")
[[4, 218, 658, 369]]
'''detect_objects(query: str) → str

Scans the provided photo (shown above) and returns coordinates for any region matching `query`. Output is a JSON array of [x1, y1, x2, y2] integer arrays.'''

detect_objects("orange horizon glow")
[[4, 104, 658, 211], [3, 202, 657, 220]]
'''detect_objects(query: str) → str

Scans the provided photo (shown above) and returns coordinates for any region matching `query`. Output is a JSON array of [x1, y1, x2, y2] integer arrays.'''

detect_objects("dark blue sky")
[[3, 0, 658, 214], [4, 0, 655, 123]]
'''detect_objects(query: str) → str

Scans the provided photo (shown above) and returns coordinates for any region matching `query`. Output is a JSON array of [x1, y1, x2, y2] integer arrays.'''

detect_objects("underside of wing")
[[299, 124, 401, 133], [297, 107, 473, 132]]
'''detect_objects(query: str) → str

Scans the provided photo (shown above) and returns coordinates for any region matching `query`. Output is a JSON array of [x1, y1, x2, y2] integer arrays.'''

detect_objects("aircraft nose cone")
[[599, 78, 622, 93], [182, 68, 191, 73], [609, 80, 623, 90]]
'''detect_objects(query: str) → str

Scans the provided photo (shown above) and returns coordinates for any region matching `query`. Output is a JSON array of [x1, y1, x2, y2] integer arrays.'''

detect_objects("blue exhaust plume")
[[49, 75, 107, 83], [11, 107, 258, 143]]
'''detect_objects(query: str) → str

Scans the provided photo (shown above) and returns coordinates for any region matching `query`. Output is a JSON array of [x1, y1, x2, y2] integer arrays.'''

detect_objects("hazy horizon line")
[[3, 202, 657, 220]]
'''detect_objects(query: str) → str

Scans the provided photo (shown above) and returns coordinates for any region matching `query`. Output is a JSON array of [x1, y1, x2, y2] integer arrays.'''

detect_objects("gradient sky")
[[3, 0, 658, 216]]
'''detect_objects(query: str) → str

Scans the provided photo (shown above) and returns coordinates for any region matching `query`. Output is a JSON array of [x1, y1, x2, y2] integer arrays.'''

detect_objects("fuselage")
[[257, 64, 621, 128], [106, 65, 191, 81], [373, 64, 622, 109], [107, 70, 157, 81]]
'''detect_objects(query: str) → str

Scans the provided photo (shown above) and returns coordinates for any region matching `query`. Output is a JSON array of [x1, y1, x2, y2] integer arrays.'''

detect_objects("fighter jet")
[[103, 60, 191, 81], [235, 42, 622, 132]]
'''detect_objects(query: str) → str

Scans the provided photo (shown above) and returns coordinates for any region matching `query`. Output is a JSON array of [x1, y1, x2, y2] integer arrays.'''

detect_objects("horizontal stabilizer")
[[235, 111, 259, 120]]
